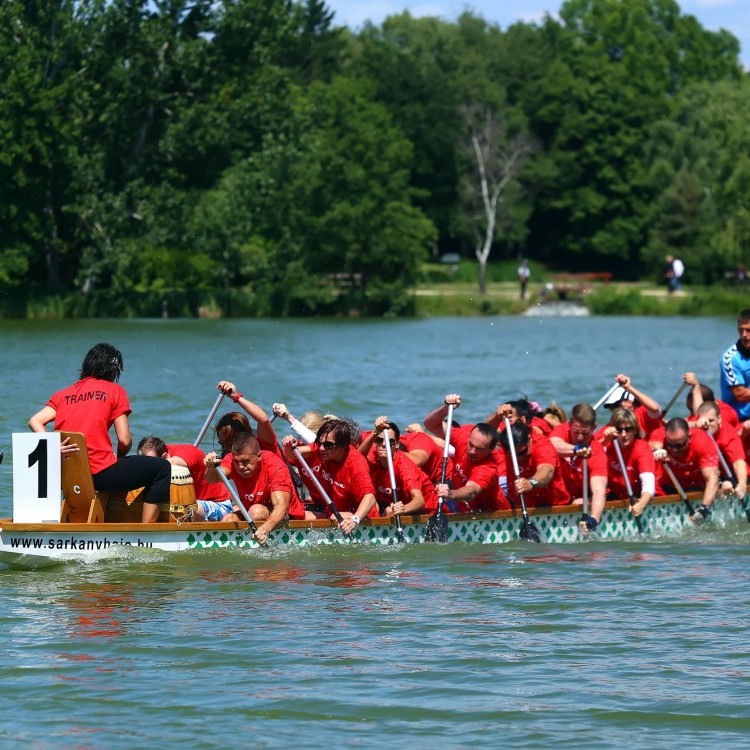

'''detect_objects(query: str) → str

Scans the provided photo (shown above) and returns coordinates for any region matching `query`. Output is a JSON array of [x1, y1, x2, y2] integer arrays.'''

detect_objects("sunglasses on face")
[[615, 425, 636, 433], [665, 439, 688, 450], [374, 437, 398, 447], [319, 440, 340, 450]]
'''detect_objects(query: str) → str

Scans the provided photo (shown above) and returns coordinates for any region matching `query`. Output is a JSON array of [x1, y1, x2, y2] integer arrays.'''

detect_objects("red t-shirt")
[[603, 438, 655, 499], [222, 450, 305, 519], [400, 431, 447, 483], [652, 427, 719, 492], [368, 450, 438, 513], [450, 424, 503, 512], [501, 434, 568, 508], [292, 445, 377, 516], [635, 405, 663, 441], [167, 443, 231, 502], [49, 377, 131, 474], [550, 423, 608, 499], [714, 425, 744, 467], [718, 400, 740, 429]]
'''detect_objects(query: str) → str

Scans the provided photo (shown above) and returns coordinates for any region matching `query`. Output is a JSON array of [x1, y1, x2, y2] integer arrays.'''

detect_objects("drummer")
[[137, 436, 232, 521]]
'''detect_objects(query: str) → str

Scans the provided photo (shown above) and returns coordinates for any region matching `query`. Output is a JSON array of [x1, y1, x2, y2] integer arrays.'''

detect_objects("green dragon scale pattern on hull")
[[183, 495, 747, 550]]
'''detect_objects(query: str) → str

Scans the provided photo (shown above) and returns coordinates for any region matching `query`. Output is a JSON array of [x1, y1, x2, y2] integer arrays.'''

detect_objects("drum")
[[168, 465, 197, 518]]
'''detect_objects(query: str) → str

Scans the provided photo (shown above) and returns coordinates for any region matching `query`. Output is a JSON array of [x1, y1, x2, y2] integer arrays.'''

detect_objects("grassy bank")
[[414, 260, 749, 317], [4, 259, 747, 319]]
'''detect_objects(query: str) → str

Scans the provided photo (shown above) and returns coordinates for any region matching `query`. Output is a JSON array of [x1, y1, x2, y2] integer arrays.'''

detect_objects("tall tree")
[[460, 105, 533, 294]]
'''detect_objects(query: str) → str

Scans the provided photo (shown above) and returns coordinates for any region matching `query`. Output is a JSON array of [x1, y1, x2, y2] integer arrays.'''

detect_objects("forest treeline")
[[1, 0, 747, 317]]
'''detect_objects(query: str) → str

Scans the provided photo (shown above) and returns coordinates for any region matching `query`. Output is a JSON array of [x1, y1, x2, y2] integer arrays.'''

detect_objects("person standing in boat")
[[651, 418, 719, 524], [549, 403, 608, 531], [136, 436, 233, 522], [204, 433, 305, 543], [719, 309, 750, 423], [598, 407, 656, 517], [28, 342, 171, 523], [358, 417, 437, 516], [497, 421, 568, 508], [283, 419, 377, 532], [423, 394, 507, 512]]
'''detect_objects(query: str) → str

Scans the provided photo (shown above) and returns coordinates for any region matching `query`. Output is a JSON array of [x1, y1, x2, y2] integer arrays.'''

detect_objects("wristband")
[[529, 478, 539, 489], [351, 515, 361, 525], [696, 504, 711, 519], [230, 391, 243, 403], [584, 516, 598, 531]]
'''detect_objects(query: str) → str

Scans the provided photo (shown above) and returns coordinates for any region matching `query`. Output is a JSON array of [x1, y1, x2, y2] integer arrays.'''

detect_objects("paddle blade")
[[425, 508, 448, 543], [520, 517, 541, 543]]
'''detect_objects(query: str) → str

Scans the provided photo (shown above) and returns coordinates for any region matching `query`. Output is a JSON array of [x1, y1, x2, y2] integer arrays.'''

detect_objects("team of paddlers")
[[26, 312, 750, 544]]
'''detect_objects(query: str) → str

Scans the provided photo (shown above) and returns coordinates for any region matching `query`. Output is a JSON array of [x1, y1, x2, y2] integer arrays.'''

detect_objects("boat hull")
[[0, 493, 745, 569]]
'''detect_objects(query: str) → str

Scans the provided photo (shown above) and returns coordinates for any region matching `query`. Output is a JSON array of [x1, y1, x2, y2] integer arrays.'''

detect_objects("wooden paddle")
[[704, 430, 750, 523], [612, 437, 645, 535], [425, 402, 454, 543], [193, 393, 225, 448], [504, 417, 541, 543], [213, 466, 268, 547], [292, 447, 349, 536], [660, 382, 688, 424], [382, 427, 405, 543], [661, 462, 695, 516]]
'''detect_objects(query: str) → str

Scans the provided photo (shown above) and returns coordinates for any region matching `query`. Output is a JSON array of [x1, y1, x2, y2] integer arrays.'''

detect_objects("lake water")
[[1, 314, 748, 748]]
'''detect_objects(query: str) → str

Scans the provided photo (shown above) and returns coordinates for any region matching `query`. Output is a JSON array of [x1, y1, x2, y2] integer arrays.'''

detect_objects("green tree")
[[0, 0, 95, 292], [190, 76, 436, 315], [526, 0, 742, 274]]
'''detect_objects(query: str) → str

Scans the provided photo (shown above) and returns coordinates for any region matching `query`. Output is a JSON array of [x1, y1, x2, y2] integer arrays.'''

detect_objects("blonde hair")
[[543, 402, 566, 427], [299, 410, 326, 433]]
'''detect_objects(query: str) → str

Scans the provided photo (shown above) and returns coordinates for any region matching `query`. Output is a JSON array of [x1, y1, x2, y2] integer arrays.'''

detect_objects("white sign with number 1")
[[12, 433, 62, 523]]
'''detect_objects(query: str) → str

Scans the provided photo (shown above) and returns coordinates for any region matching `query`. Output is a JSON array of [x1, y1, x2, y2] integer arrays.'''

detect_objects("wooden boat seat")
[[59, 432, 107, 524]]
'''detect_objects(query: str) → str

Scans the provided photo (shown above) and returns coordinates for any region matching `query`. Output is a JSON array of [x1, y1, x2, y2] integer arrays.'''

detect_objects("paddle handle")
[[582, 456, 590, 518], [293, 448, 345, 525], [504, 417, 531, 518], [194, 393, 225, 447], [704, 430, 734, 481], [661, 462, 694, 515], [612, 438, 644, 534], [661, 382, 689, 423], [593, 383, 620, 411], [383, 429, 404, 541], [439, 403, 455, 485], [213, 467, 265, 543]]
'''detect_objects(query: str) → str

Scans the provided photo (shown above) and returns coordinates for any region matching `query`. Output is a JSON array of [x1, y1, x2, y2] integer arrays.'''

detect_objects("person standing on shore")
[[720, 309, 750, 421], [664, 255, 684, 293], [517, 258, 531, 299]]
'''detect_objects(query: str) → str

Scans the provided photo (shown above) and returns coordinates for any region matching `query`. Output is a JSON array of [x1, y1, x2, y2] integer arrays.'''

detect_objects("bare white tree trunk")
[[466, 107, 532, 294]]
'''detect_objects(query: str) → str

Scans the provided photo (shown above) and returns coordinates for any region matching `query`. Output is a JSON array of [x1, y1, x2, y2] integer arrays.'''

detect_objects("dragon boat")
[[0, 431, 747, 570]]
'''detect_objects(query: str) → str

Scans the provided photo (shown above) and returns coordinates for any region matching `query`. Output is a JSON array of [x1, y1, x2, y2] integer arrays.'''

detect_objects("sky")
[[328, 0, 750, 69]]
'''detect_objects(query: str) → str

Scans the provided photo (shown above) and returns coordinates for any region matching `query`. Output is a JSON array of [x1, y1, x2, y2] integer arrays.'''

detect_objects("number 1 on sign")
[[27, 439, 48, 498], [12, 433, 62, 523]]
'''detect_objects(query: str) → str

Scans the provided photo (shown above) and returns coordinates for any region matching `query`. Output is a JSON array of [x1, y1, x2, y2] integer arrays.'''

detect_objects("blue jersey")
[[719, 342, 750, 419]]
